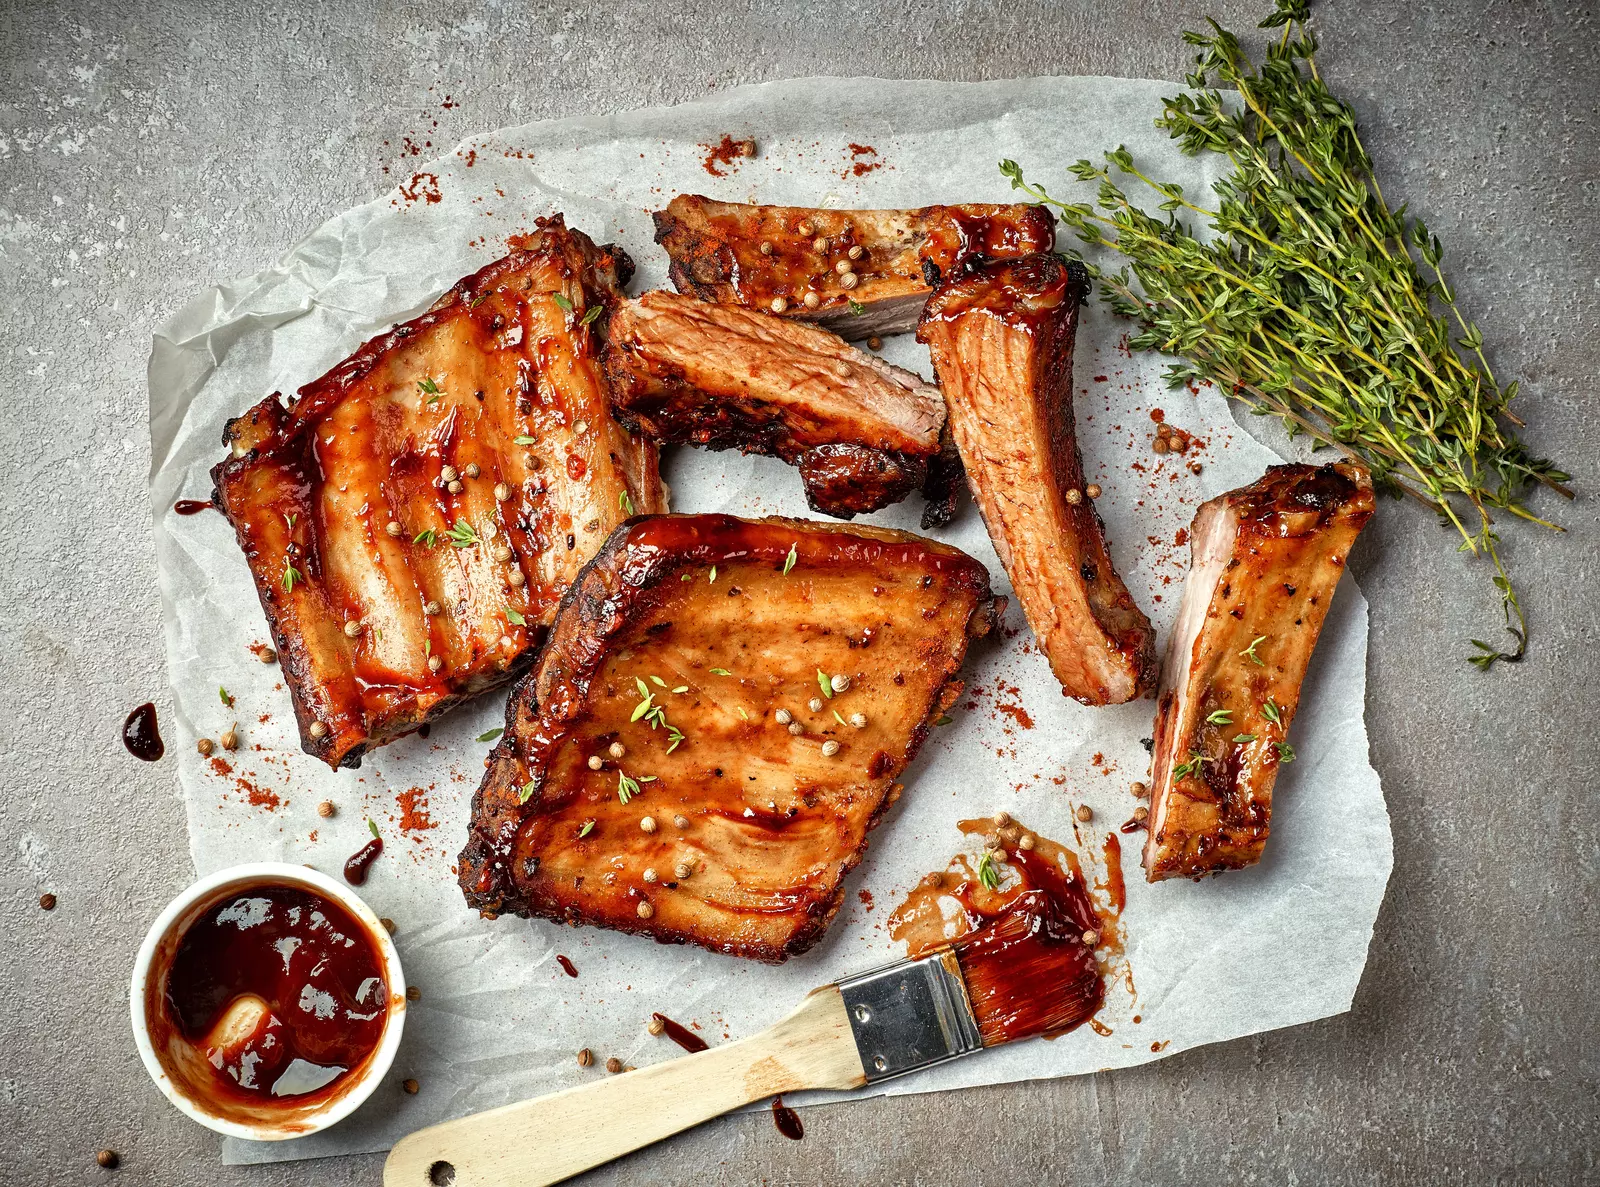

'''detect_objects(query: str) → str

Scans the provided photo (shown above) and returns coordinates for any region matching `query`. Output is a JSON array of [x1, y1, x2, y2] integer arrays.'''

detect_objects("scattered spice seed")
[[1152, 437, 1170, 455], [317, 800, 335, 818], [787, 722, 804, 736], [609, 742, 626, 759], [507, 571, 526, 588], [447, 479, 464, 494], [834, 259, 852, 275], [647, 1016, 666, 1036], [796, 220, 814, 236], [343, 619, 362, 638], [840, 271, 859, 289], [196, 738, 214, 757], [812, 237, 829, 252], [1075, 804, 1093, 822], [848, 245, 864, 260], [830, 673, 851, 692], [381, 918, 396, 934], [494, 482, 511, 501], [674, 861, 693, 879], [770, 296, 788, 314], [440, 465, 459, 483], [848, 713, 868, 729], [759, 241, 774, 256], [493, 543, 513, 561], [866, 335, 882, 350], [464, 462, 480, 478], [1157, 423, 1173, 438], [96, 1150, 119, 1169], [403, 1078, 419, 1095], [220, 724, 239, 751], [407, 985, 421, 1001], [673, 814, 690, 829], [1018, 833, 1036, 851], [774, 708, 793, 725], [39, 893, 56, 911], [1133, 806, 1149, 823], [803, 290, 821, 309], [923, 871, 944, 888], [577, 1048, 594, 1067], [821, 740, 841, 757], [309, 720, 328, 739], [1131, 781, 1149, 799], [1189, 461, 1204, 475], [808, 697, 824, 713], [738, 138, 757, 158], [993, 811, 1011, 826], [259, 646, 277, 663], [1082, 930, 1100, 947], [636, 901, 654, 919], [642, 868, 659, 884], [1065, 488, 1084, 505], [640, 816, 657, 834], [428, 655, 443, 673], [605, 1056, 624, 1074], [423, 600, 441, 616], [587, 755, 603, 771], [1085, 483, 1102, 498]]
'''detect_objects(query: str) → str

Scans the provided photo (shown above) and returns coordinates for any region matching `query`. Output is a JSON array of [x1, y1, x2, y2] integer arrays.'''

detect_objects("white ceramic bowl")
[[130, 862, 406, 1141]]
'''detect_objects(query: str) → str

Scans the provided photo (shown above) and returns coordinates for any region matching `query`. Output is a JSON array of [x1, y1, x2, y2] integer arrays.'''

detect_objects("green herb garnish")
[[513, 435, 537, 446], [1000, 0, 1571, 669], [367, 819, 380, 839], [579, 305, 603, 326], [476, 727, 503, 742], [219, 686, 233, 707], [1240, 636, 1267, 666], [1233, 732, 1258, 744], [578, 820, 594, 838], [1261, 698, 1283, 726], [1275, 741, 1297, 764], [1172, 752, 1207, 782], [619, 490, 634, 515], [413, 529, 438, 548], [709, 668, 732, 676], [848, 300, 866, 315], [443, 521, 480, 549], [708, 565, 718, 583], [617, 771, 639, 804], [519, 780, 536, 804], [817, 670, 834, 699], [783, 543, 797, 575], [282, 560, 303, 592], [505, 606, 526, 626], [976, 852, 1000, 891], [418, 377, 444, 404], [1205, 708, 1232, 725], [551, 293, 573, 313]]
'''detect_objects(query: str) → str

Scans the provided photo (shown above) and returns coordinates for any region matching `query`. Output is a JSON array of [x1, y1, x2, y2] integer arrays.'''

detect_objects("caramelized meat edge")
[[918, 253, 1157, 705], [210, 218, 666, 768], [654, 195, 1056, 339], [459, 513, 1001, 963], [1145, 462, 1375, 881], [604, 290, 948, 520]]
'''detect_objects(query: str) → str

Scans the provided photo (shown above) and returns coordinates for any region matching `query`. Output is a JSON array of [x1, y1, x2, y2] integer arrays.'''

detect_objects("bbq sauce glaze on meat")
[[653, 195, 1056, 340], [918, 253, 1157, 706], [1145, 462, 1374, 881], [458, 513, 1002, 963], [211, 218, 665, 768], [604, 290, 949, 521]]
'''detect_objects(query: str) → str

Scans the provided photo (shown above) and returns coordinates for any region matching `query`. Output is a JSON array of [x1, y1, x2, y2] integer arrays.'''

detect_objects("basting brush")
[[384, 888, 1101, 1187]]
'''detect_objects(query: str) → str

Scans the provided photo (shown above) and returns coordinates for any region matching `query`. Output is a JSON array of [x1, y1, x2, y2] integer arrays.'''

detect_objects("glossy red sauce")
[[651, 1013, 708, 1054], [771, 1095, 804, 1139], [344, 836, 383, 885], [173, 499, 215, 516], [123, 702, 164, 761], [556, 955, 578, 978], [155, 885, 388, 1107]]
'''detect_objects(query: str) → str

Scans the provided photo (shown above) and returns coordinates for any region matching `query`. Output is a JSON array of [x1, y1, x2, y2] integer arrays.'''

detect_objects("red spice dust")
[[238, 778, 281, 811], [997, 702, 1035, 730], [397, 787, 438, 833], [857, 889, 874, 910], [847, 143, 882, 177], [208, 757, 232, 777], [247, 641, 275, 662], [1150, 407, 1166, 423], [1174, 527, 1189, 546], [1093, 375, 1109, 382], [566, 455, 587, 480], [399, 171, 441, 205], [700, 134, 747, 177]]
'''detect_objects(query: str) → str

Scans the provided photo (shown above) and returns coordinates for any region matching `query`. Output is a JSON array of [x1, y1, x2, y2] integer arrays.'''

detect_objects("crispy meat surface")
[[918, 253, 1157, 705], [1145, 463, 1374, 881], [211, 218, 666, 768], [458, 514, 1001, 962], [604, 290, 947, 519], [653, 195, 1056, 339]]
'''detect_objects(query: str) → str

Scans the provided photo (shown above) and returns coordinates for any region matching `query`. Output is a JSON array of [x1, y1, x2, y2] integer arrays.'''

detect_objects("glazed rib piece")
[[458, 514, 1002, 962], [211, 218, 666, 768], [654, 195, 1056, 340], [918, 254, 1157, 705], [1145, 463, 1374, 881], [603, 290, 950, 520]]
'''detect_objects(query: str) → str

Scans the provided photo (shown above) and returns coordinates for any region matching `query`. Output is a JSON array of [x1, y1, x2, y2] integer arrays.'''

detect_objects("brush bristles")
[[950, 888, 1102, 1047]]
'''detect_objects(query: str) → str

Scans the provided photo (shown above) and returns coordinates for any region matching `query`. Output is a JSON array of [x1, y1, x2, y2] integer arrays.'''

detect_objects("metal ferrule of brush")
[[837, 948, 983, 1084]]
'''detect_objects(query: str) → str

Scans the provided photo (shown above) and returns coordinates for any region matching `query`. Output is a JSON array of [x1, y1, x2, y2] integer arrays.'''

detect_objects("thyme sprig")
[[1001, 0, 1570, 668]]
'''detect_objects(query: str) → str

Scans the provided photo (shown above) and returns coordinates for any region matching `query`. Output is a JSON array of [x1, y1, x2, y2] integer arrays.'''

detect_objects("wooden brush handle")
[[383, 986, 864, 1187]]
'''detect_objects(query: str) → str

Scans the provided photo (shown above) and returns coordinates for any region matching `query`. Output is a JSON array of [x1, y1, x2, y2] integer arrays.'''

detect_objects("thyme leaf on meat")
[[783, 543, 798, 575], [282, 560, 303, 592], [519, 780, 536, 804], [1261, 698, 1284, 726], [413, 529, 438, 548], [976, 852, 1001, 891], [999, 0, 1571, 669], [617, 771, 640, 804], [1275, 741, 1297, 763], [504, 606, 526, 626], [578, 820, 594, 838], [417, 377, 445, 404], [1205, 708, 1232, 724], [513, 435, 537, 446], [817, 670, 834, 699], [443, 521, 480, 549], [551, 293, 574, 313], [1240, 635, 1267, 666], [619, 489, 634, 515], [1172, 752, 1207, 782], [580, 304, 603, 326]]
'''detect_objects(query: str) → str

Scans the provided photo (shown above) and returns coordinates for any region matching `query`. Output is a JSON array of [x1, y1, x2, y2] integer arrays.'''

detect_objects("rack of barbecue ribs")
[[458, 514, 1002, 962], [653, 195, 1056, 340], [210, 217, 666, 768], [603, 290, 954, 521], [918, 253, 1157, 706], [1144, 462, 1375, 881]]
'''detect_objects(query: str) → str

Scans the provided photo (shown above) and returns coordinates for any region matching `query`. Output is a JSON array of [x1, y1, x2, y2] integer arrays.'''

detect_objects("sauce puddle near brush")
[[131, 863, 406, 1139], [888, 815, 1110, 1044]]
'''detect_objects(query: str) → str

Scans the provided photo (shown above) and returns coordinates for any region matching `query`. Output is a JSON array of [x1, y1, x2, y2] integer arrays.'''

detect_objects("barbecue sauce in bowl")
[[146, 883, 390, 1127]]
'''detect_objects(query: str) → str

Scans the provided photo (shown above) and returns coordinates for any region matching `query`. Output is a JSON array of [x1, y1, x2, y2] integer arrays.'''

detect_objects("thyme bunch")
[[1001, 0, 1570, 667]]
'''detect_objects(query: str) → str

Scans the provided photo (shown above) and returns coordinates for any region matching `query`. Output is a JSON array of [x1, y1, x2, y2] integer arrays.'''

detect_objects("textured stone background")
[[2, 1, 1596, 1183]]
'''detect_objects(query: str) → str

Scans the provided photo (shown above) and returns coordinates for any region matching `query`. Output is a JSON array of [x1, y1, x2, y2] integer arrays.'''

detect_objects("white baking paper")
[[145, 76, 1391, 1165]]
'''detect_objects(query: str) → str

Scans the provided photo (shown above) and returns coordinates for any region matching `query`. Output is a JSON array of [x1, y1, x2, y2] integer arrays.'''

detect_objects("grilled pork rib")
[[918, 253, 1157, 705], [211, 218, 666, 768], [1145, 463, 1374, 881], [603, 290, 947, 520], [653, 195, 1056, 339], [458, 514, 1001, 962]]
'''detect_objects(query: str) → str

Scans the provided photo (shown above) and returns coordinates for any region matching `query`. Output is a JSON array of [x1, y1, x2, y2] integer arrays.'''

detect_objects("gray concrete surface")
[[2, 1, 1597, 1183]]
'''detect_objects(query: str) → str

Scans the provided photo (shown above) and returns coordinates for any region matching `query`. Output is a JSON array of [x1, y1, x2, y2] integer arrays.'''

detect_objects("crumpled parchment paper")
[[145, 76, 1391, 1165]]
